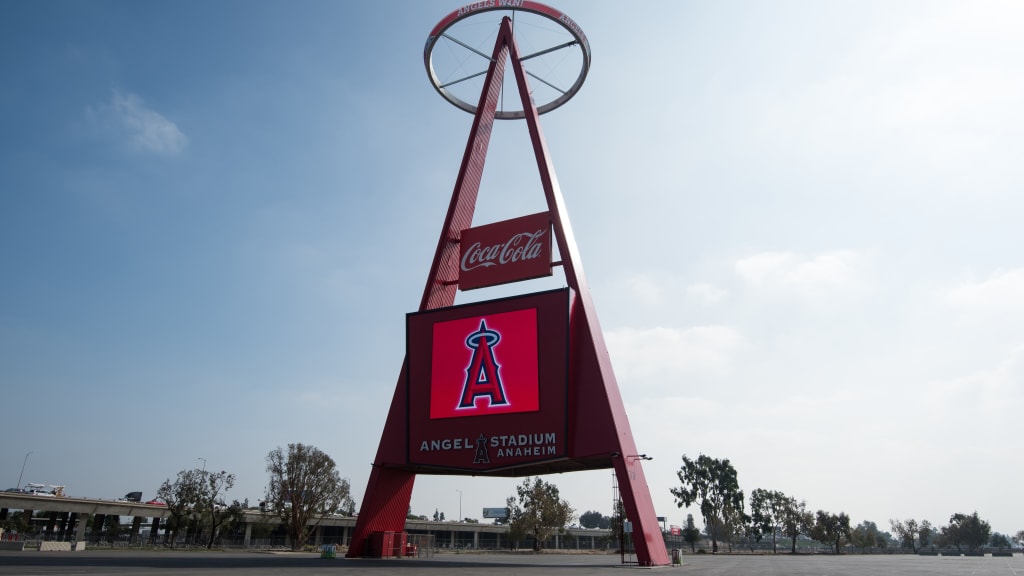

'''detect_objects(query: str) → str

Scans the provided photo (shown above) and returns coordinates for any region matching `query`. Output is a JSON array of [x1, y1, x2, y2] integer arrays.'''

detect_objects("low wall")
[[0, 541, 26, 551], [38, 541, 72, 551]]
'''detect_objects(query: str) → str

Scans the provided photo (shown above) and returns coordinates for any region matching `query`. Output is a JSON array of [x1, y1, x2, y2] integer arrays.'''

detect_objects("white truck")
[[21, 483, 65, 497]]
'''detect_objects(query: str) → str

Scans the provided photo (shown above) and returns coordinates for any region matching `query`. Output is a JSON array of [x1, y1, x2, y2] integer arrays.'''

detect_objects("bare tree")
[[156, 469, 202, 547], [265, 443, 354, 551], [196, 470, 237, 549]]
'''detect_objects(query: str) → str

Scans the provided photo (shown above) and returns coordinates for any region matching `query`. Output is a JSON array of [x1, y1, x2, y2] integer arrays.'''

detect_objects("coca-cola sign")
[[459, 212, 552, 290]]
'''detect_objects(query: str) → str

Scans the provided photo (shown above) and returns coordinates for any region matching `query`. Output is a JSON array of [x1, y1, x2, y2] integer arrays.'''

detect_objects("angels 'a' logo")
[[473, 434, 490, 464], [459, 320, 509, 410]]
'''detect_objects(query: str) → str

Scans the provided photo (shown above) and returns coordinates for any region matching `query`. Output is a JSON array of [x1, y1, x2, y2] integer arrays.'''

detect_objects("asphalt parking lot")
[[0, 551, 1019, 576]]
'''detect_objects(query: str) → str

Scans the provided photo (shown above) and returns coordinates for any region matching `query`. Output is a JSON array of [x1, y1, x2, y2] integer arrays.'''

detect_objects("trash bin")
[[671, 548, 681, 565]]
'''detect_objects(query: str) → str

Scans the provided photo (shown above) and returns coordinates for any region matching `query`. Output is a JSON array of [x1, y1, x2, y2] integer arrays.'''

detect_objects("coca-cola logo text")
[[461, 229, 547, 272], [458, 212, 552, 290]]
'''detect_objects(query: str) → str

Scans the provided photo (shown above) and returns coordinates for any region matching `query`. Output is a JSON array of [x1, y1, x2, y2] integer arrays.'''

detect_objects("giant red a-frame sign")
[[348, 5, 669, 566]]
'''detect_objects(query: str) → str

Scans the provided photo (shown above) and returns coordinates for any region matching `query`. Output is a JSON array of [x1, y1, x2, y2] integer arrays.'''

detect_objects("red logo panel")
[[429, 308, 539, 419], [459, 212, 552, 290], [406, 289, 569, 472]]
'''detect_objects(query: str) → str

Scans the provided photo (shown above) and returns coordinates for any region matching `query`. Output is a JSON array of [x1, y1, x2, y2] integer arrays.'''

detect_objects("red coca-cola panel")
[[406, 288, 568, 472], [459, 212, 552, 290]]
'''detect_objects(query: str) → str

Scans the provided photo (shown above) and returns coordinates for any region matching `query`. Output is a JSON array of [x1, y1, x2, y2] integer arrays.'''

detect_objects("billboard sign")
[[482, 507, 509, 519], [406, 288, 569, 472], [459, 212, 552, 290]]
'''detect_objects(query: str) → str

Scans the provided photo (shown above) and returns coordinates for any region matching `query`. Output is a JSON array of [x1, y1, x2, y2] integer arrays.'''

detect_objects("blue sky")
[[2, 0, 1022, 538]]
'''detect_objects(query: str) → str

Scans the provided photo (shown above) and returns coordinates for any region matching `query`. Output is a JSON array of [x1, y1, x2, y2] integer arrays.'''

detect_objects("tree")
[[1013, 530, 1024, 549], [918, 520, 934, 550], [506, 477, 574, 551], [157, 468, 203, 547], [265, 443, 355, 551], [682, 513, 701, 553], [990, 532, 1011, 549], [1, 511, 31, 535], [750, 489, 789, 553], [942, 512, 991, 554], [890, 518, 932, 552], [195, 470, 238, 549], [779, 497, 813, 554], [579, 510, 611, 529], [850, 520, 883, 551], [504, 497, 527, 549], [721, 502, 750, 552], [671, 454, 743, 553], [809, 510, 851, 554]]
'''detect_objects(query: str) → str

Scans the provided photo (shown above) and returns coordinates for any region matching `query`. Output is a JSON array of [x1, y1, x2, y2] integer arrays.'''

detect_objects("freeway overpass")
[[0, 493, 613, 552]]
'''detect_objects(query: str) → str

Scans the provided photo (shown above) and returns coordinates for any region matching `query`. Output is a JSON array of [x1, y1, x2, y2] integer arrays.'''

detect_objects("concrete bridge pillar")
[[57, 512, 69, 540], [89, 514, 104, 543], [148, 518, 160, 545], [105, 514, 118, 544], [45, 511, 58, 539], [72, 513, 86, 544], [129, 517, 143, 545]]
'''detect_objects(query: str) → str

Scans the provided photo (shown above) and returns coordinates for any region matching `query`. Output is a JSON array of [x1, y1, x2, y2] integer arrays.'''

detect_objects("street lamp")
[[198, 457, 207, 472], [624, 454, 652, 480], [17, 451, 33, 490], [456, 490, 462, 522]]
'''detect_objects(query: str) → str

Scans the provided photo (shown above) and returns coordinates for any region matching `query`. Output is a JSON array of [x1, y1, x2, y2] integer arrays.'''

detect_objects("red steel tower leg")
[[346, 20, 511, 559], [504, 19, 669, 567]]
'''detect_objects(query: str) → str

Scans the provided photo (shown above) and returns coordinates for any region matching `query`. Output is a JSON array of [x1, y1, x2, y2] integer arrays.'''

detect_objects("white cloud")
[[606, 325, 742, 389], [625, 274, 664, 306], [945, 268, 1024, 316], [613, 275, 726, 309], [734, 250, 867, 299], [733, 2, 1024, 198], [685, 282, 726, 305], [89, 90, 188, 155], [920, 344, 1024, 450]]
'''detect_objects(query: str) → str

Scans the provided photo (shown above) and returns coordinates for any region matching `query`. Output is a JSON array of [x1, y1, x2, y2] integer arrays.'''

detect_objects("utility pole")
[[17, 451, 33, 490]]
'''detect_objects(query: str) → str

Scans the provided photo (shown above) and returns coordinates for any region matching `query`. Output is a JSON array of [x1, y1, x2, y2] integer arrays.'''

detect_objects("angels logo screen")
[[405, 288, 569, 472], [429, 308, 539, 419]]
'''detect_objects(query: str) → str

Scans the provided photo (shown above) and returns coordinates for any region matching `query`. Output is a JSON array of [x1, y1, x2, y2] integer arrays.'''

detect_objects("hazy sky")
[[2, 0, 1021, 538]]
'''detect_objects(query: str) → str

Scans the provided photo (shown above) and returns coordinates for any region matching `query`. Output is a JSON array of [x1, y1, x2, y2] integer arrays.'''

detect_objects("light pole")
[[456, 490, 462, 522], [198, 457, 207, 472], [17, 451, 33, 490]]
